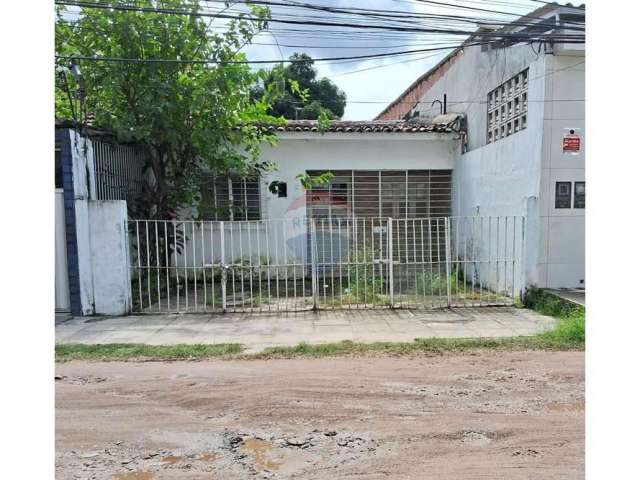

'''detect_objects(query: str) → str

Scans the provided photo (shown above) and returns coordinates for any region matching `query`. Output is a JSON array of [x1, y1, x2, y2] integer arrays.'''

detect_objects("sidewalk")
[[55, 307, 556, 353]]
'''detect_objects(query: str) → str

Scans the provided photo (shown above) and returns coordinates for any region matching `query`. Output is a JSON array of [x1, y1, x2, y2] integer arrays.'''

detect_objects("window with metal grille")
[[305, 170, 452, 219], [487, 68, 528, 144], [199, 174, 261, 221], [574, 181, 585, 209], [555, 181, 572, 209]]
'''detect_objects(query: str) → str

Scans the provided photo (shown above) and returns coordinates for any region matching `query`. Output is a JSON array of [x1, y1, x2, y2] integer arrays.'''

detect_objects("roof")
[[255, 116, 464, 134]]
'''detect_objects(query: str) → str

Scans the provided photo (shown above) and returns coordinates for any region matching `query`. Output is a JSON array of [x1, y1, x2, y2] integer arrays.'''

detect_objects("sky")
[[231, 0, 582, 119]]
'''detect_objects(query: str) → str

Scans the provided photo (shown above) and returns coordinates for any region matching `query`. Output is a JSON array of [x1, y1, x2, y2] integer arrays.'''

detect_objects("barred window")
[[305, 169, 451, 219], [487, 68, 529, 144], [199, 174, 261, 221]]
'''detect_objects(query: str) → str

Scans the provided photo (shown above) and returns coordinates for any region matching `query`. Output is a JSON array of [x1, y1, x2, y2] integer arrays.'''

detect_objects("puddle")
[[162, 455, 184, 465], [113, 472, 154, 480], [241, 438, 282, 471]]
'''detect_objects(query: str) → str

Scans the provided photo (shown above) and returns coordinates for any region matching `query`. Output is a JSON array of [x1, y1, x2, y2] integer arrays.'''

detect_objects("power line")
[[55, 1, 585, 41], [55, 42, 495, 66]]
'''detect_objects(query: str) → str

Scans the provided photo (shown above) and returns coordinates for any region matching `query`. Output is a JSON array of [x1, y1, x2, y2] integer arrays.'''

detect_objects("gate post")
[[445, 217, 452, 307], [220, 221, 227, 312], [388, 218, 394, 308], [310, 218, 319, 310]]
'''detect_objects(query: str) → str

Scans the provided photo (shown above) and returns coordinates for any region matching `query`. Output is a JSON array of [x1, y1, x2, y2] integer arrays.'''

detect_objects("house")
[[55, 2, 584, 316], [374, 2, 585, 290]]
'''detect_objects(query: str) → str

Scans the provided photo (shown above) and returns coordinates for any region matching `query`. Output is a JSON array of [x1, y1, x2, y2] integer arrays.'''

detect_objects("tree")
[[55, 0, 284, 221], [253, 53, 347, 120]]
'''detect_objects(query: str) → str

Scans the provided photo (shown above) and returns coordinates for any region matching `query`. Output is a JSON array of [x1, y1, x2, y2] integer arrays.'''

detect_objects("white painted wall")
[[70, 131, 97, 314], [539, 53, 585, 288], [88, 201, 132, 315], [407, 38, 584, 289], [68, 131, 134, 315]]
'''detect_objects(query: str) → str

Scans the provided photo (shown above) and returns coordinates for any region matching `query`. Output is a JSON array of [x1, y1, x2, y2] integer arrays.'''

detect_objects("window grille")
[[199, 174, 261, 221], [574, 181, 585, 209], [487, 68, 529, 144], [555, 181, 572, 209], [305, 170, 452, 219]]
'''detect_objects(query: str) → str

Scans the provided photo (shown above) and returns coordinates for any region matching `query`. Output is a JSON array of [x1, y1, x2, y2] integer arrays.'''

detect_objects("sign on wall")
[[563, 128, 582, 155]]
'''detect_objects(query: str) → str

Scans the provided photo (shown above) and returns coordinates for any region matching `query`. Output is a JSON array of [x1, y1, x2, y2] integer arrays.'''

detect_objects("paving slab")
[[55, 307, 556, 353]]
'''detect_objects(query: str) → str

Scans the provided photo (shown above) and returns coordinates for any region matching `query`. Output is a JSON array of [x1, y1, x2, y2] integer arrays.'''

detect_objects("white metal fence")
[[128, 216, 525, 313]]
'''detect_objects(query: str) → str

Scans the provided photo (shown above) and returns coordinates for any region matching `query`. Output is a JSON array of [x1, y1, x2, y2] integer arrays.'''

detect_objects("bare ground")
[[56, 351, 584, 479]]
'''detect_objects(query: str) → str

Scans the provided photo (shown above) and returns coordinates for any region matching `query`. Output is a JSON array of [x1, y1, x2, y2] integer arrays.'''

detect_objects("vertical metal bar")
[[370, 217, 375, 306], [183, 222, 189, 311], [265, 219, 271, 311], [155, 221, 161, 312], [228, 177, 234, 222], [504, 216, 508, 305], [282, 219, 289, 310], [228, 220, 236, 312], [192, 222, 198, 310], [236, 222, 244, 312], [174, 221, 180, 312], [164, 221, 170, 312], [145, 221, 152, 309], [201, 221, 207, 312], [412, 219, 417, 308], [248, 222, 254, 310], [213, 177, 218, 221], [274, 219, 280, 310], [290, 219, 297, 310], [420, 218, 426, 305], [310, 218, 318, 310], [243, 178, 249, 221], [220, 221, 226, 312], [388, 218, 394, 308], [256, 220, 263, 310], [346, 218, 351, 309], [337, 219, 342, 308], [445, 217, 452, 307], [135, 221, 142, 311], [435, 218, 442, 305], [378, 171, 382, 218], [210, 221, 215, 311], [353, 217, 359, 308], [427, 218, 433, 307]]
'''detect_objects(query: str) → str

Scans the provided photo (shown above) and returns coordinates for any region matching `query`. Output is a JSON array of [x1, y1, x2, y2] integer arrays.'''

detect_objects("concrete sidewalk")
[[55, 307, 556, 353]]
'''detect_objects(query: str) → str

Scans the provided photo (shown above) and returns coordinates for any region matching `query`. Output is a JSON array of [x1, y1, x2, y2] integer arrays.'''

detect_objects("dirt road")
[[56, 351, 584, 479]]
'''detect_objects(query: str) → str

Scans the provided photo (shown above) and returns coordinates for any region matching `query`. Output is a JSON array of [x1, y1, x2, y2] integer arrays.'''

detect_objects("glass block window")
[[487, 68, 529, 144]]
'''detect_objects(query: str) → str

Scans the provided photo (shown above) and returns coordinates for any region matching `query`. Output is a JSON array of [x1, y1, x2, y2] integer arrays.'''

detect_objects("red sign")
[[563, 134, 581, 154]]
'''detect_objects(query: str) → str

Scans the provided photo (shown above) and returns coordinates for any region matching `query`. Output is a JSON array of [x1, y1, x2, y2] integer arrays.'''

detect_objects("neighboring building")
[[375, 3, 585, 289]]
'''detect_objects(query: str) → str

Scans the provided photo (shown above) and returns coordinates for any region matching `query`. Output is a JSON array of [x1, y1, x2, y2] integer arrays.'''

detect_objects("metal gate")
[[128, 216, 524, 313]]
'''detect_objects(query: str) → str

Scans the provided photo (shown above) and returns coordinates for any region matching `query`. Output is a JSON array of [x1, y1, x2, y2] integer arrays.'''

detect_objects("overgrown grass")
[[524, 287, 585, 348], [55, 343, 243, 362]]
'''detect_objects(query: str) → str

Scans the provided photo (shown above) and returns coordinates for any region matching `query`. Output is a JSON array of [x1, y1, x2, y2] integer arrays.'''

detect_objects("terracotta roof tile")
[[254, 117, 463, 134]]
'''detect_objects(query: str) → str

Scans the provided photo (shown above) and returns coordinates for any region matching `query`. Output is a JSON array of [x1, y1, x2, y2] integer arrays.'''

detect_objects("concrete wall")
[[88, 201, 132, 315], [406, 39, 585, 289], [539, 52, 585, 288], [412, 43, 546, 152], [63, 130, 134, 315]]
